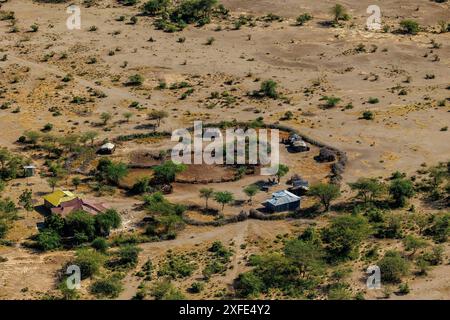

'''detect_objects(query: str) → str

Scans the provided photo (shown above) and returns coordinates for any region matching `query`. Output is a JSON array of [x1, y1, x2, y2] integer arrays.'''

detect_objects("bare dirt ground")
[[0, 0, 449, 300]]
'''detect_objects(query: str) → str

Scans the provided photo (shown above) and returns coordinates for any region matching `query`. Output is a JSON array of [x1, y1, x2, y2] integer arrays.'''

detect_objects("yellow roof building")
[[43, 190, 77, 207]]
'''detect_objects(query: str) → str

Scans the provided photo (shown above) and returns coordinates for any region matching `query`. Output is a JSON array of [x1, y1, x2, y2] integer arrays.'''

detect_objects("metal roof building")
[[263, 190, 301, 213]]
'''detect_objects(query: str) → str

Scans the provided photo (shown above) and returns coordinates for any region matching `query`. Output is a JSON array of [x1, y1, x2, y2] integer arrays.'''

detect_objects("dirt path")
[[117, 219, 292, 300]]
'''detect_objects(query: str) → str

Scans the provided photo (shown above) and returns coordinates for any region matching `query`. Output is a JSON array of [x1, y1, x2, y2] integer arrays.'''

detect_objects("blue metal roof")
[[264, 190, 300, 206]]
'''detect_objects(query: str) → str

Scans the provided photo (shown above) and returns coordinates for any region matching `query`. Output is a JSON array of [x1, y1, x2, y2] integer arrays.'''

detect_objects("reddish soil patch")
[[176, 164, 237, 183], [119, 169, 154, 189]]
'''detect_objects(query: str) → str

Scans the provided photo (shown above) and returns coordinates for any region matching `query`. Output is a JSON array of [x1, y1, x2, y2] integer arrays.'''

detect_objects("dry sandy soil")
[[0, 0, 449, 300]]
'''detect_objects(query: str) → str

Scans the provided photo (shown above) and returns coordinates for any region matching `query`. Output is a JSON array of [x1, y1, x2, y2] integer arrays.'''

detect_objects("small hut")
[[263, 190, 301, 213], [287, 133, 301, 145], [291, 140, 310, 152], [23, 165, 36, 177], [288, 176, 309, 196], [98, 142, 116, 155]]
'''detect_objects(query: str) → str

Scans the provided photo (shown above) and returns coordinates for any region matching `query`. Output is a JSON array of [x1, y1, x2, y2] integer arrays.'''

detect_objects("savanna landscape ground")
[[0, 0, 449, 301]]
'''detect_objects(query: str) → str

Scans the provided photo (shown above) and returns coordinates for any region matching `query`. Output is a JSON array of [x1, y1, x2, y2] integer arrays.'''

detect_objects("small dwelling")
[[289, 177, 309, 196], [23, 165, 36, 177], [51, 198, 108, 217], [287, 133, 301, 145], [291, 140, 310, 152], [43, 190, 77, 209], [263, 190, 301, 213], [98, 142, 116, 155]]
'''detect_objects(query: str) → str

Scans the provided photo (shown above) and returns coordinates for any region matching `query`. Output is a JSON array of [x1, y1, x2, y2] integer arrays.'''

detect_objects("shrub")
[[131, 177, 154, 195], [389, 178, 415, 207], [425, 213, 449, 243], [152, 161, 186, 184], [44, 214, 65, 235], [362, 110, 374, 120], [108, 244, 141, 270], [90, 275, 123, 298], [91, 237, 109, 252], [36, 229, 61, 251], [260, 80, 278, 99], [330, 4, 350, 23], [151, 279, 185, 300], [400, 20, 420, 35], [234, 272, 264, 297], [42, 123, 53, 132], [205, 37, 215, 45], [95, 209, 122, 237], [142, 0, 170, 16], [158, 254, 197, 278], [378, 251, 409, 283], [321, 96, 341, 108], [367, 97, 379, 104], [30, 24, 39, 32], [126, 74, 144, 86], [65, 210, 96, 242], [0, 220, 8, 239], [398, 283, 410, 295], [296, 13, 312, 26], [322, 215, 371, 260], [73, 248, 106, 279], [189, 282, 204, 293]]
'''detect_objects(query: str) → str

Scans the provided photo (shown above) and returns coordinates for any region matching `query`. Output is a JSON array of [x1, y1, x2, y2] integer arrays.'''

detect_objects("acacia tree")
[[275, 164, 289, 184], [389, 178, 414, 207], [330, 4, 348, 23], [47, 176, 59, 192], [308, 183, 341, 212], [214, 191, 234, 214], [19, 189, 33, 211], [142, 0, 170, 15], [82, 131, 98, 147], [0, 148, 11, 170], [105, 162, 129, 185], [322, 214, 371, 260], [348, 177, 386, 205], [243, 185, 259, 204], [403, 235, 427, 257], [123, 112, 133, 123], [260, 80, 278, 99], [153, 161, 186, 184], [284, 239, 324, 278], [148, 110, 168, 131], [199, 187, 214, 209], [100, 112, 112, 125]]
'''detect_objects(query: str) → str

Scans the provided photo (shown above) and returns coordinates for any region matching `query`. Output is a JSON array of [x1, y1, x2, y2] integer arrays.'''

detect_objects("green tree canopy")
[[389, 178, 414, 207], [36, 229, 61, 251], [95, 209, 122, 237], [153, 160, 186, 184], [214, 191, 234, 213], [66, 210, 96, 242], [308, 183, 341, 211], [322, 215, 371, 260], [348, 178, 386, 205], [243, 185, 259, 203], [199, 187, 214, 209], [378, 251, 409, 283]]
